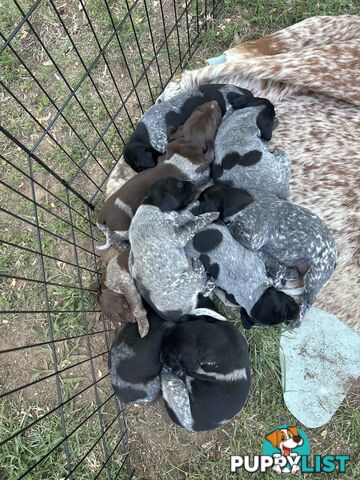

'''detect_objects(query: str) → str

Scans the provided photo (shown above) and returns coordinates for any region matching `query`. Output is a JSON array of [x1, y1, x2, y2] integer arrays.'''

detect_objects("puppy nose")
[[293, 436, 302, 443]]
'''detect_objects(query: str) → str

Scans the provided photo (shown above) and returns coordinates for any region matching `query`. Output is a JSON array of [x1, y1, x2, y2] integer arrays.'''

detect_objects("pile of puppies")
[[93, 84, 336, 432]]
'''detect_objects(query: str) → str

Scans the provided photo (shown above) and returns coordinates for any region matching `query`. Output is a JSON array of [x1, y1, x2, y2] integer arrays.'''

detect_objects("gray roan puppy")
[[212, 97, 291, 199], [198, 185, 336, 325], [108, 303, 168, 403], [185, 221, 299, 327], [128, 177, 225, 322], [161, 318, 251, 431]]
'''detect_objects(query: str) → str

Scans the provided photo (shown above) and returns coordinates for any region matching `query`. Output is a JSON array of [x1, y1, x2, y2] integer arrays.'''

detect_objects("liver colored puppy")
[[97, 101, 222, 251]]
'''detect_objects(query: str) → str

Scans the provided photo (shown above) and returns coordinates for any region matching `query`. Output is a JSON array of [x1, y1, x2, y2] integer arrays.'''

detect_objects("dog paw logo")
[[262, 425, 310, 474]]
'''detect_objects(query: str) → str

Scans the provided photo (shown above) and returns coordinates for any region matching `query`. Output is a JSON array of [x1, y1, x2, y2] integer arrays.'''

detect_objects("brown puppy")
[[91, 250, 149, 337], [96, 100, 222, 251]]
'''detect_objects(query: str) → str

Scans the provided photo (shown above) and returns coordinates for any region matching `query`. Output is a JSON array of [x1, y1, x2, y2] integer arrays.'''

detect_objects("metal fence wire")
[[0, 1, 220, 478]]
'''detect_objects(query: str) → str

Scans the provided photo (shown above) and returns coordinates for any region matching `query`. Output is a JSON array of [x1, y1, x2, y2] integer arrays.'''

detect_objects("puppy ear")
[[203, 141, 215, 164], [151, 188, 179, 212], [240, 308, 254, 330], [254, 98, 276, 141], [144, 147, 159, 168], [265, 429, 282, 448], [167, 125, 177, 141], [89, 281, 100, 294], [288, 426, 299, 437], [280, 293, 300, 322], [227, 91, 253, 109], [181, 352, 200, 373]]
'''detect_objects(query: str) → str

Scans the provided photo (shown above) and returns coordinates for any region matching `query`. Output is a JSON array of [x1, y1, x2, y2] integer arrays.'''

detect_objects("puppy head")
[[266, 427, 303, 451], [198, 185, 253, 219], [162, 318, 249, 377], [162, 324, 200, 372], [250, 287, 300, 327], [145, 177, 197, 212], [167, 101, 222, 165], [124, 142, 159, 172], [197, 185, 224, 215], [103, 290, 135, 324]]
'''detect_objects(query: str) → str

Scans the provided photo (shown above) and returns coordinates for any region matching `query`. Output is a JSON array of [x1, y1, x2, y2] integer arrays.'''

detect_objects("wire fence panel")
[[0, 0, 220, 478]]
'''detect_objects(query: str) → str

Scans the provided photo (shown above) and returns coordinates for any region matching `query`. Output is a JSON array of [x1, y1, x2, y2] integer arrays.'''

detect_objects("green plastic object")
[[207, 54, 227, 65], [280, 308, 360, 428]]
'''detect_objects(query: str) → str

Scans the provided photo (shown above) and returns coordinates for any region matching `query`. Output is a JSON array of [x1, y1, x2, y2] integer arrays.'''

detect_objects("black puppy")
[[124, 84, 254, 172], [161, 318, 251, 431], [108, 303, 168, 403]]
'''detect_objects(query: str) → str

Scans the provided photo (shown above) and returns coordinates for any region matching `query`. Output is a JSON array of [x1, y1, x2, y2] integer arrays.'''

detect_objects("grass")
[[0, 397, 129, 480], [0, 0, 358, 479]]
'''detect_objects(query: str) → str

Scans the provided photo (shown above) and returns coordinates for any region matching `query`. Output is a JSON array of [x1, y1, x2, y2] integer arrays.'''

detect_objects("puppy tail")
[[96, 223, 111, 251], [96, 241, 111, 251], [192, 308, 227, 321]]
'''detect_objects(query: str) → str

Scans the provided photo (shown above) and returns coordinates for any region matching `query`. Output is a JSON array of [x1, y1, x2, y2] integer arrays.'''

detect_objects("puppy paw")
[[203, 281, 216, 297], [285, 318, 301, 329], [192, 258, 207, 278], [200, 211, 220, 222]]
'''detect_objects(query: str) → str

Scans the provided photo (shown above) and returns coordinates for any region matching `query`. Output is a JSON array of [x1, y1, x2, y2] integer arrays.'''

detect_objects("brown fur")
[[97, 101, 222, 236], [96, 102, 222, 334], [180, 15, 360, 331], [91, 250, 149, 337]]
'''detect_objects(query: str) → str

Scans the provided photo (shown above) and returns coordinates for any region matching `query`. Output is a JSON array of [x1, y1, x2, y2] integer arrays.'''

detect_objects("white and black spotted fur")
[[212, 99, 291, 199], [108, 304, 168, 403], [198, 185, 336, 325], [186, 222, 271, 314], [161, 318, 251, 431], [124, 84, 254, 172], [186, 221, 299, 327], [128, 178, 225, 322]]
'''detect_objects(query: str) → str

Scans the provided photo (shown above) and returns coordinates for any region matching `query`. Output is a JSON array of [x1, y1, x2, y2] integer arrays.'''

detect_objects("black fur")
[[108, 303, 168, 403], [192, 228, 223, 252], [143, 177, 197, 212], [198, 184, 254, 219], [124, 84, 254, 172], [245, 287, 300, 328], [124, 123, 161, 172], [161, 318, 251, 431], [222, 150, 262, 168], [228, 95, 276, 140], [199, 254, 220, 280]]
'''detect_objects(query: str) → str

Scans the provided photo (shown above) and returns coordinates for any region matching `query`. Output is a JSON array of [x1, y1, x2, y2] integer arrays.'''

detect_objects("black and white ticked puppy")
[[198, 185, 337, 326], [128, 177, 225, 322], [108, 303, 168, 403], [212, 97, 291, 199], [124, 84, 254, 172], [185, 221, 299, 327], [161, 318, 251, 431]]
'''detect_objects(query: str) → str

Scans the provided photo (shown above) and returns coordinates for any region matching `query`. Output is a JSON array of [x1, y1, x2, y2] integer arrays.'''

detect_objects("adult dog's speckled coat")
[[179, 15, 360, 331]]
